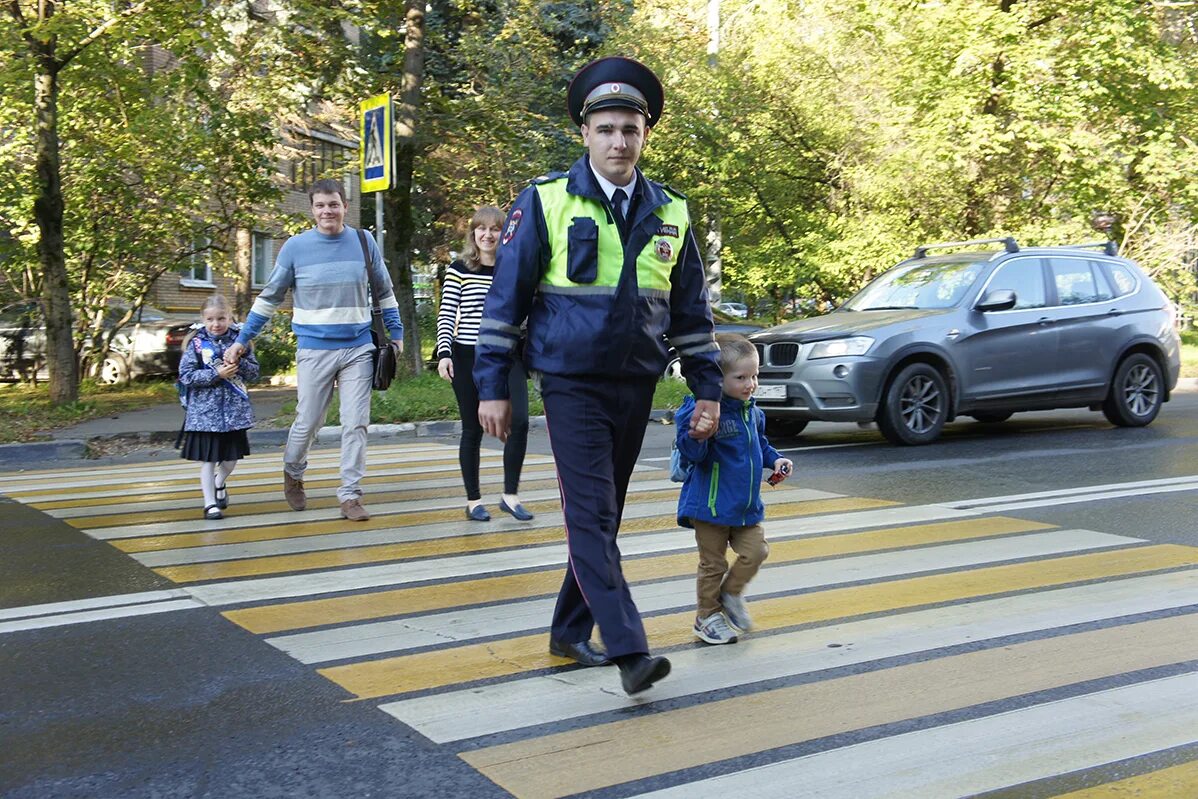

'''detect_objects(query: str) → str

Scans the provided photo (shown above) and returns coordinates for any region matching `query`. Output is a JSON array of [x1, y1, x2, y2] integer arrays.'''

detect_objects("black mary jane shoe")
[[549, 638, 612, 667], [466, 505, 491, 522], [618, 654, 671, 695], [203, 504, 224, 520], [498, 499, 535, 521], [215, 483, 229, 510]]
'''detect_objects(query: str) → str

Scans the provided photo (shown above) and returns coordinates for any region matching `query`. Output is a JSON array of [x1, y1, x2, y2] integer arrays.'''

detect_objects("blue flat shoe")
[[466, 505, 491, 522], [499, 499, 535, 521]]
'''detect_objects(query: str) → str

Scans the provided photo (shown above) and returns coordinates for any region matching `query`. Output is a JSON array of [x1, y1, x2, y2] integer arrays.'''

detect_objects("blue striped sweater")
[[236, 226, 403, 350]]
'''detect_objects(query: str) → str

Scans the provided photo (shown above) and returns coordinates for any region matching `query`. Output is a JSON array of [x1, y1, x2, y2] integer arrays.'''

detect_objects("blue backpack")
[[669, 440, 694, 483]]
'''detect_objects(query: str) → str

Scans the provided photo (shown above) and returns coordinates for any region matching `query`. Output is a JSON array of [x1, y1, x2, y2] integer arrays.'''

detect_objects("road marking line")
[[458, 615, 1198, 799], [320, 533, 1150, 699], [268, 517, 1054, 663], [386, 569, 1198, 743], [0, 588, 192, 621], [1056, 759, 1198, 798], [0, 599, 203, 633], [625, 672, 1198, 799]]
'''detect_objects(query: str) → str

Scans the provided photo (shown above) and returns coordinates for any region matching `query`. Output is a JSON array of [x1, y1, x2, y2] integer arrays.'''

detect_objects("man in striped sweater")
[[225, 179, 403, 521]]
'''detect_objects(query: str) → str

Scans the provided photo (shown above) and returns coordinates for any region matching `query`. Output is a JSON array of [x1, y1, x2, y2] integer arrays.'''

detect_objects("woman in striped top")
[[436, 206, 533, 522]]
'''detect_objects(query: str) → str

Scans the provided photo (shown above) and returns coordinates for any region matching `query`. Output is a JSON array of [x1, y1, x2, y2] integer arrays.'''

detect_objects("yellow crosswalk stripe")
[[224, 516, 1046, 633], [1056, 760, 1198, 797], [144, 497, 896, 581], [318, 543, 1196, 700], [459, 613, 1198, 799]]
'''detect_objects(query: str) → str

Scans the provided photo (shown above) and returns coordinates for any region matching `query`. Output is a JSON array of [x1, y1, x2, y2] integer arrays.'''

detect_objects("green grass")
[[0, 379, 178, 444], [1182, 330, 1198, 378], [317, 371, 696, 425]]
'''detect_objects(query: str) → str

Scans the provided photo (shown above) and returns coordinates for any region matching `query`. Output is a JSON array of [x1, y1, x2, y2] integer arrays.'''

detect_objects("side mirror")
[[976, 289, 1016, 312]]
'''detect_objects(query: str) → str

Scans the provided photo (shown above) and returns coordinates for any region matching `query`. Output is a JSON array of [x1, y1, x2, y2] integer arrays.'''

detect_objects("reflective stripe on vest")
[[535, 179, 689, 294]]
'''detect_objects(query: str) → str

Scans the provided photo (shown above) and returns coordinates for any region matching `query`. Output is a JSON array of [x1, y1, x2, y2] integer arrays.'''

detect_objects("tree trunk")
[[33, 64, 78, 404], [234, 227, 253, 319], [384, 0, 426, 374]]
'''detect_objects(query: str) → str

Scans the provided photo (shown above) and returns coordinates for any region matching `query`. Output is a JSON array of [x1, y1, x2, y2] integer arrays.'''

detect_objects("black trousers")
[[451, 342, 529, 498], [542, 372, 657, 658]]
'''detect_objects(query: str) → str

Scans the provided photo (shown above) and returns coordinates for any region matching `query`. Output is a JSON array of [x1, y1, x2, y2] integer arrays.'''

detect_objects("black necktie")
[[611, 188, 628, 237]]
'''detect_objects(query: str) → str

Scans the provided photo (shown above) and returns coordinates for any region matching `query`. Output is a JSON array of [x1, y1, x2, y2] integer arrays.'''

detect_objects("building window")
[[290, 135, 353, 196], [253, 232, 274, 287], [179, 238, 214, 287]]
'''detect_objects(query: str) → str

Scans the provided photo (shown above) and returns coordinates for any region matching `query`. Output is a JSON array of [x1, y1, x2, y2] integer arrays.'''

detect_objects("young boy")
[[674, 333, 794, 644]]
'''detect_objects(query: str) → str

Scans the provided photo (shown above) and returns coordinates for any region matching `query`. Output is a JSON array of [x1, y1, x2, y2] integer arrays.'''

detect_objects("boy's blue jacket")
[[675, 394, 783, 528], [178, 325, 259, 433]]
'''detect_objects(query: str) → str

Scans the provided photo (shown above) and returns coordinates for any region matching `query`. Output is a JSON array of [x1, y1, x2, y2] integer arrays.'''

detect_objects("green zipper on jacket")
[[708, 461, 720, 516], [742, 401, 755, 525]]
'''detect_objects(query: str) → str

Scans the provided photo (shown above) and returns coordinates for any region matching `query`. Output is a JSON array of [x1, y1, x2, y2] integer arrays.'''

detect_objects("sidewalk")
[[2, 378, 1195, 468]]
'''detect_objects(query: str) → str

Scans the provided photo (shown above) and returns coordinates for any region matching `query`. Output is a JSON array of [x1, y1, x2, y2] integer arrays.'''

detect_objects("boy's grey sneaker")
[[721, 591, 753, 632], [694, 612, 738, 645]]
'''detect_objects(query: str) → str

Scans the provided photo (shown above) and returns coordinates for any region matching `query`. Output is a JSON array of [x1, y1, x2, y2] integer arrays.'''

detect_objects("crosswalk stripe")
[[624, 672, 1198, 799], [319, 535, 1163, 700], [457, 614, 1198, 799], [384, 569, 1198, 743], [222, 516, 1049, 635], [144, 495, 896, 584], [267, 517, 1054, 663], [1055, 759, 1198, 798]]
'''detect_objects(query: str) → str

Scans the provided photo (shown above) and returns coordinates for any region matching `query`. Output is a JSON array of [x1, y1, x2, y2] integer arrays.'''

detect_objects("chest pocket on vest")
[[566, 217, 599, 284]]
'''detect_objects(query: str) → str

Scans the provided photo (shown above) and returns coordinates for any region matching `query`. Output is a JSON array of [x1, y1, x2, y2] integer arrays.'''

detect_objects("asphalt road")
[[2, 391, 1197, 798]]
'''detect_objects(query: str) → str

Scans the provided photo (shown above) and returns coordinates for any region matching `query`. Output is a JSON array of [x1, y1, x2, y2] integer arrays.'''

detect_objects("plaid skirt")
[[179, 429, 250, 463]]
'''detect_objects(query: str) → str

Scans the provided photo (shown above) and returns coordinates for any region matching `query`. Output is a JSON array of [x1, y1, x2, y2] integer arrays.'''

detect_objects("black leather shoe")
[[549, 638, 611, 667], [618, 654, 671, 695]]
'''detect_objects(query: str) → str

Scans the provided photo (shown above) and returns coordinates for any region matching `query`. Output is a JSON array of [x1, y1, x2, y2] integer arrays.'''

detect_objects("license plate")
[[754, 384, 786, 400]]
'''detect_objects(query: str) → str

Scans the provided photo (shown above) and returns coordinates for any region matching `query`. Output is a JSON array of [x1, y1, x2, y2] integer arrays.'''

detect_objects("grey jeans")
[[284, 343, 374, 502]]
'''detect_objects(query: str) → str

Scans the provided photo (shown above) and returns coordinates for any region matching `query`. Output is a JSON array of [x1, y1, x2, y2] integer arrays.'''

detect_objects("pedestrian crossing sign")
[[359, 93, 392, 193]]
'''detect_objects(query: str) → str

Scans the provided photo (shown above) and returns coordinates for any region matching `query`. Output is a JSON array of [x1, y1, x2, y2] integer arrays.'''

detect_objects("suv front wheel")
[[1102, 353, 1163, 427], [877, 363, 948, 445]]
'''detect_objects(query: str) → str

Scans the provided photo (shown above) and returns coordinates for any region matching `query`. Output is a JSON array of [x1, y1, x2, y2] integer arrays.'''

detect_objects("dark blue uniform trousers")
[[542, 371, 658, 659]]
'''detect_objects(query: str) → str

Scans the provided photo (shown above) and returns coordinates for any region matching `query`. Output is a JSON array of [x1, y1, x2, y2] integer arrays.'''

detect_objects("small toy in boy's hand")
[[766, 462, 791, 486]]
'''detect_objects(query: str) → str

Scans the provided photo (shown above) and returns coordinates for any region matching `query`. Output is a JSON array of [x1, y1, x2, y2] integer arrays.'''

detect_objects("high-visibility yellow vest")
[[535, 179, 689, 296]]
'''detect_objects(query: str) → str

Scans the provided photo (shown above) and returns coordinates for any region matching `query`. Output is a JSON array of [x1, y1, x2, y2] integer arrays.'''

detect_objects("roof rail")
[[913, 237, 1019, 259], [1059, 240, 1119, 257]]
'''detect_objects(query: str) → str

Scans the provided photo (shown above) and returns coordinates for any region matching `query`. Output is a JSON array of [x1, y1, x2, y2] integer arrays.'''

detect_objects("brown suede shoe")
[[340, 498, 370, 521], [283, 472, 306, 511]]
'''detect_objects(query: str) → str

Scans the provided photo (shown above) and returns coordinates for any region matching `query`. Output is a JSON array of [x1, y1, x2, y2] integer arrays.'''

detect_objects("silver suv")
[[749, 238, 1182, 445]]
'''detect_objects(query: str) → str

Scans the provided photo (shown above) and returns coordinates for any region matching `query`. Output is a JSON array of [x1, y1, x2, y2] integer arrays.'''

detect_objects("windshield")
[[843, 259, 985, 311]]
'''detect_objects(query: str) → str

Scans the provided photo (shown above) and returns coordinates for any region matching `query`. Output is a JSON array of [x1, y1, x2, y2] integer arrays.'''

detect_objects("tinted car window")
[[986, 259, 1046, 309], [843, 259, 984, 311], [1106, 262, 1138, 297], [1050, 257, 1108, 305]]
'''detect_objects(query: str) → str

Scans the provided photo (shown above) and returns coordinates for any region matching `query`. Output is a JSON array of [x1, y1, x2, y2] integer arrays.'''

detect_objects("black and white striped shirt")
[[436, 260, 494, 359]]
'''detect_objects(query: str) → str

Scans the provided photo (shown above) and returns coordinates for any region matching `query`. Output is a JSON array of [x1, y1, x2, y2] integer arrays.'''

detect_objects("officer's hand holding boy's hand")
[[437, 357, 454, 381], [689, 399, 721, 441], [223, 342, 244, 365]]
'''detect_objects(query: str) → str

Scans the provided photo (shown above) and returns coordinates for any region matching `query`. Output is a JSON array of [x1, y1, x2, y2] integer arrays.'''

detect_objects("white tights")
[[199, 460, 238, 507]]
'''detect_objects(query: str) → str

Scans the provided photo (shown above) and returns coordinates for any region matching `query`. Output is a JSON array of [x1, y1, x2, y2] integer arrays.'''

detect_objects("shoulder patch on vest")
[[530, 172, 567, 185]]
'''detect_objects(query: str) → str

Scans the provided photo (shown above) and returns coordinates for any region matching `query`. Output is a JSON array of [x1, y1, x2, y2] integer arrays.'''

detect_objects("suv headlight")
[[807, 336, 874, 359]]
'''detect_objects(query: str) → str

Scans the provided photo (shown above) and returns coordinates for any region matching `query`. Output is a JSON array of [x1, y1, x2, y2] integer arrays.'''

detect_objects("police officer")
[[476, 56, 722, 696]]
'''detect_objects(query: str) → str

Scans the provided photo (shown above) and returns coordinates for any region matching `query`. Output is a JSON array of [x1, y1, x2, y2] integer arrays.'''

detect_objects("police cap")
[[567, 56, 664, 128]]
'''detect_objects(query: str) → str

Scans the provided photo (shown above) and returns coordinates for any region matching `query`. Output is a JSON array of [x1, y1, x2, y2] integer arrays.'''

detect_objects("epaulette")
[[661, 183, 688, 200], [530, 172, 567, 185]]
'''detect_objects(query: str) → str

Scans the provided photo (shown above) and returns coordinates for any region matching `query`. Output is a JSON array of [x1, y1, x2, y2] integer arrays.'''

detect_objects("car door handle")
[[1107, 308, 1123, 316], [1037, 317, 1055, 326]]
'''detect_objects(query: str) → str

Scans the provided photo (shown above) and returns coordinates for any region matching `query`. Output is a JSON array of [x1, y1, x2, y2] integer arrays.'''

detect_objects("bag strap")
[[358, 228, 388, 343]]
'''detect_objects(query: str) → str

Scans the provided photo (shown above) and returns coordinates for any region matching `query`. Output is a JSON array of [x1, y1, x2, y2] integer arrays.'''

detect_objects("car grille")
[[766, 343, 799, 367]]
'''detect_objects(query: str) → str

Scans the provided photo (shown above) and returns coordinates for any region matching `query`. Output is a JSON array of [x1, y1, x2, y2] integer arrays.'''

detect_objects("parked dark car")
[[0, 300, 193, 384], [749, 238, 1182, 445], [664, 306, 763, 379]]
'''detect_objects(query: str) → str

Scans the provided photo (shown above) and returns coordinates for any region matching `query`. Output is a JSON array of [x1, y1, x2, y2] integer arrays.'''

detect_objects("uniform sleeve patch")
[[502, 209, 523, 245], [656, 224, 679, 238]]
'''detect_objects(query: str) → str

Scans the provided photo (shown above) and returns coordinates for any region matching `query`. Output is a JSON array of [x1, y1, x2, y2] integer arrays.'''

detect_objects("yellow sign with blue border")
[[359, 94, 392, 193]]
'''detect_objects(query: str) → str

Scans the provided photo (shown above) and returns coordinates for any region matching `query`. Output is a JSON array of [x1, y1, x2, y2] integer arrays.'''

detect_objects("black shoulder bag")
[[357, 229, 397, 391]]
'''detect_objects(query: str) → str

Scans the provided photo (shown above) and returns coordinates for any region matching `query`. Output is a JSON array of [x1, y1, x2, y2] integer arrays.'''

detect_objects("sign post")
[[359, 93, 393, 254]]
